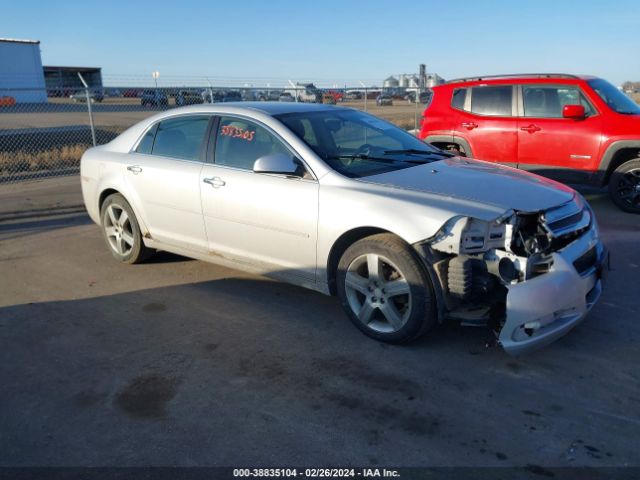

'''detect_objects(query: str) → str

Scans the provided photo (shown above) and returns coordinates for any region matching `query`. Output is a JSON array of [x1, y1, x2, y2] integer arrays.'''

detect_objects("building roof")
[[44, 66, 102, 72], [0, 37, 40, 44]]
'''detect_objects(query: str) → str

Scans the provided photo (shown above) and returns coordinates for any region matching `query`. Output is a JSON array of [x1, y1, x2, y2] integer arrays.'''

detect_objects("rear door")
[[453, 85, 518, 165], [516, 84, 602, 183], [124, 115, 211, 252]]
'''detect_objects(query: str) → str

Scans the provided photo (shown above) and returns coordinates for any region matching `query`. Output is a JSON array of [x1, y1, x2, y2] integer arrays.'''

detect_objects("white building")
[[0, 38, 47, 103]]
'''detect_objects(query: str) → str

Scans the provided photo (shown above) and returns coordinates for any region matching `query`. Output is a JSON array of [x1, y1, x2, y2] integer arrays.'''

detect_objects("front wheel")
[[100, 193, 154, 264], [336, 234, 436, 343], [608, 159, 640, 213]]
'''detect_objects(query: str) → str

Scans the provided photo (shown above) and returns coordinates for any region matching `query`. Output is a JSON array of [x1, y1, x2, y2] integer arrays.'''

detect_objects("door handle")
[[520, 124, 541, 133], [126, 165, 142, 174], [203, 177, 226, 188], [461, 122, 478, 130]]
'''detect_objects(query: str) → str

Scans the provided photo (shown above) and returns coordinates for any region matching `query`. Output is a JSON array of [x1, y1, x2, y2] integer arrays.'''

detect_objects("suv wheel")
[[100, 193, 154, 263], [336, 233, 436, 343], [608, 159, 640, 213]]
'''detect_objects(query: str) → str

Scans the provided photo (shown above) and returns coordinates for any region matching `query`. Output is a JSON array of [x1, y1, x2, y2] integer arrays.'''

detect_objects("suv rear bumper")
[[499, 224, 607, 356]]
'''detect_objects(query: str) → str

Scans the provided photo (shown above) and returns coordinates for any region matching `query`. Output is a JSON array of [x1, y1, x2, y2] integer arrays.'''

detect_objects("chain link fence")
[[0, 83, 427, 184]]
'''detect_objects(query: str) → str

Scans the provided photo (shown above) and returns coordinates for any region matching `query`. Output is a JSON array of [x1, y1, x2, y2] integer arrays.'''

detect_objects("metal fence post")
[[364, 87, 367, 112], [414, 93, 419, 132], [77, 73, 97, 147]]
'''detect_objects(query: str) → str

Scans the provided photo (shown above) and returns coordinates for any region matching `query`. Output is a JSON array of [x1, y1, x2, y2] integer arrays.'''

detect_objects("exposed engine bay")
[[416, 196, 594, 333]]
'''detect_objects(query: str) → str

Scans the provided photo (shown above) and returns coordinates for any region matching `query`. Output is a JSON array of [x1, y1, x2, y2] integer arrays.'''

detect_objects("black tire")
[[608, 159, 640, 213], [100, 193, 154, 264], [336, 233, 436, 344]]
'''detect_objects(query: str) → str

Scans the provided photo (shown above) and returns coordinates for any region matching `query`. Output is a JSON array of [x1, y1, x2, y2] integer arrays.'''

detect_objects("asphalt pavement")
[[0, 178, 639, 470]]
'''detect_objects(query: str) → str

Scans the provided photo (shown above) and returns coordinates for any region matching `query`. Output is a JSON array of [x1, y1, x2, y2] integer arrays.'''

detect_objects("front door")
[[517, 84, 602, 183], [200, 116, 319, 281]]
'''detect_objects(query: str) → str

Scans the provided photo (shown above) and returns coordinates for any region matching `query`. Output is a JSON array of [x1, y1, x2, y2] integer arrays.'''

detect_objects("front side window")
[[276, 109, 450, 178], [151, 116, 210, 161], [214, 117, 292, 170], [587, 78, 640, 115], [470, 86, 512, 116], [523, 85, 595, 118]]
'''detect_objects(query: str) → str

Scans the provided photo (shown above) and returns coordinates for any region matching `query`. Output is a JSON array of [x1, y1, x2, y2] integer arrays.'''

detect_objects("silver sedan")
[[81, 103, 608, 355]]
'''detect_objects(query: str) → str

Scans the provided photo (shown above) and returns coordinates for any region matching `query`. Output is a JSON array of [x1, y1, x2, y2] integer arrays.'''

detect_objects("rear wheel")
[[608, 159, 640, 213], [100, 193, 153, 264], [336, 234, 436, 343]]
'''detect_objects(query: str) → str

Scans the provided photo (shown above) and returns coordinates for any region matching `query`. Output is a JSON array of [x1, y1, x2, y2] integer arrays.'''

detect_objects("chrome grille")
[[542, 198, 591, 239]]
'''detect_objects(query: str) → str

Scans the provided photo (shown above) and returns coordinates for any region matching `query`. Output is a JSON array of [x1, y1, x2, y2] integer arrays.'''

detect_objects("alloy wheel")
[[103, 204, 135, 256], [344, 253, 412, 333], [615, 168, 640, 209]]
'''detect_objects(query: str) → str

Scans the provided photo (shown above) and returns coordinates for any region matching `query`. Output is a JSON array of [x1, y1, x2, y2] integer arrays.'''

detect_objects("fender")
[[450, 135, 474, 157], [594, 140, 640, 186], [93, 167, 152, 240], [423, 134, 453, 145], [424, 134, 474, 156]]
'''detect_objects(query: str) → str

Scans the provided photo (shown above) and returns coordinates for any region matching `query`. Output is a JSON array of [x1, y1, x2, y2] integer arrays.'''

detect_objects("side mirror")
[[562, 104, 585, 119], [253, 153, 301, 176]]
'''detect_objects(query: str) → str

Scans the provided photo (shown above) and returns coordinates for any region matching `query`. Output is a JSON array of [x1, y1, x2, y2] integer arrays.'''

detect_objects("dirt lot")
[[0, 99, 421, 182], [0, 98, 420, 132], [0, 177, 639, 470]]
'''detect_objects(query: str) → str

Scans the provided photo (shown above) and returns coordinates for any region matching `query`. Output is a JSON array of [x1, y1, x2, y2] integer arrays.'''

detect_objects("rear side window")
[[470, 86, 512, 116], [151, 116, 210, 161], [135, 125, 157, 154], [451, 88, 466, 110]]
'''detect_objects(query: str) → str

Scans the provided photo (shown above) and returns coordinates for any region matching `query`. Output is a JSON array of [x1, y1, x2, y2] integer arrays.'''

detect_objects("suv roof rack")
[[445, 73, 580, 84]]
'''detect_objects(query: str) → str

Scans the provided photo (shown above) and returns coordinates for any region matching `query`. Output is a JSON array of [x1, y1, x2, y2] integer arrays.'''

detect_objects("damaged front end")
[[415, 194, 608, 355]]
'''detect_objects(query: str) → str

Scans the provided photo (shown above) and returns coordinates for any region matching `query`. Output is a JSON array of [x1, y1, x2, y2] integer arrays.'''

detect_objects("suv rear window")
[[470, 86, 512, 116], [451, 88, 466, 110]]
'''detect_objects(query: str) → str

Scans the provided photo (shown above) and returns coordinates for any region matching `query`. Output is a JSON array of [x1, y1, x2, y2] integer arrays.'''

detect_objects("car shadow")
[[0, 212, 92, 241]]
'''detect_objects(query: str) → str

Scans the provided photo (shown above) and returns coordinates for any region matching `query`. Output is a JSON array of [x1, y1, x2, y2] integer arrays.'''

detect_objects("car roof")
[[443, 73, 598, 86], [161, 102, 345, 116]]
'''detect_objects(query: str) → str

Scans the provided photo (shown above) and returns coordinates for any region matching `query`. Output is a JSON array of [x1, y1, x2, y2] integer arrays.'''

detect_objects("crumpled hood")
[[362, 157, 575, 213]]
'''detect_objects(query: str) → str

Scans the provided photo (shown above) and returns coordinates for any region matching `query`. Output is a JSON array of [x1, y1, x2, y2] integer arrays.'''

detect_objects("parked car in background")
[[140, 89, 168, 107], [81, 103, 607, 355], [175, 90, 204, 106], [324, 90, 344, 103], [419, 73, 640, 213], [376, 94, 393, 106], [70, 90, 104, 103], [406, 90, 433, 104], [122, 88, 142, 98], [278, 92, 295, 102], [201, 90, 224, 103], [321, 93, 336, 104], [284, 83, 321, 103], [257, 90, 283, 101], [222, 91, 242, 103], [345, 91, 362, 100]]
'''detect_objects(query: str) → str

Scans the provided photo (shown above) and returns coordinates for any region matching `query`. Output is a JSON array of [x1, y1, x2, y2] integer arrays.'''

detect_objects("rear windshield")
[[588, 79, 640, 115]]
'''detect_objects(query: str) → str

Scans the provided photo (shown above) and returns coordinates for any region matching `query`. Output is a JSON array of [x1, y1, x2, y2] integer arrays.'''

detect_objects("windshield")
[[588, 78, 640, 115], [275, 109, 448, 178]]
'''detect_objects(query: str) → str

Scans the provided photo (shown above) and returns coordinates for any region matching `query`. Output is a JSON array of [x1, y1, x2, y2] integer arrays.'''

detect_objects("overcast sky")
[[5, 0, 640, 86]]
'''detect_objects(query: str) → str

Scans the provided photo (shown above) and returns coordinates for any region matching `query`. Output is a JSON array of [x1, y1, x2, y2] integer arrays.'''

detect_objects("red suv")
[[419, 74, 640, 213]]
